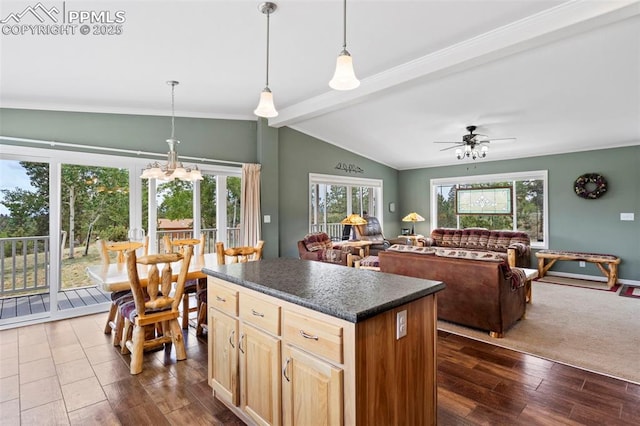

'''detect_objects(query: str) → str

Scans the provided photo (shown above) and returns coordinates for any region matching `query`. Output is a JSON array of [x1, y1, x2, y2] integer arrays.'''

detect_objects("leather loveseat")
[[379, 228, 531, 337]]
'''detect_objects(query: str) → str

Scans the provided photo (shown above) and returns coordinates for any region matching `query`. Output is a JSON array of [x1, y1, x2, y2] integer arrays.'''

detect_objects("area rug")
[[619, 285, 640, 299], [437, 281, 640, 384], [534, 274, 620, 292]]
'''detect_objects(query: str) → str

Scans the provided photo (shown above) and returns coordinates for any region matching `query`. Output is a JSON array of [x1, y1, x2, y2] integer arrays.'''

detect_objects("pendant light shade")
[[329, 50, 359, 90], [329, 0, 359, 91], [255, 2, 278, 118], [254, 87, 278, 118]]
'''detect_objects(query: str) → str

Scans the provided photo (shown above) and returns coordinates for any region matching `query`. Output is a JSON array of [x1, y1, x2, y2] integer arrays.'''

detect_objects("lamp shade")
[[254, 88, 278, 118], [402, 212, 425, 222], [329, 51, 360, 91], [341, 213, 367, 225]]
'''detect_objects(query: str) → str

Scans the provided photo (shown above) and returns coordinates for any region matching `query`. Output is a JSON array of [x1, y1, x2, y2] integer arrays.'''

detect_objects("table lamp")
[[402, 212, 425, 235], [341, 214, 367, 241]]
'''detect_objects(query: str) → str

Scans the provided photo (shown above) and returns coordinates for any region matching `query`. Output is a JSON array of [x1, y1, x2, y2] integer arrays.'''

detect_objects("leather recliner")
[[354, 215, 410, 255]]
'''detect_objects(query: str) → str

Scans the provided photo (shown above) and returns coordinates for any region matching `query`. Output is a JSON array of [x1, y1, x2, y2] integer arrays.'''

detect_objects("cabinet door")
[[239, 323, 281, 426], [281, 345, 343, 426], [210, 309, 239, 406]]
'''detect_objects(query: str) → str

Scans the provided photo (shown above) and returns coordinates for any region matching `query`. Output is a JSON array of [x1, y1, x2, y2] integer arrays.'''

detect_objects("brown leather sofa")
[[379, 249, 527, 337], [421, 228, 531, 268]]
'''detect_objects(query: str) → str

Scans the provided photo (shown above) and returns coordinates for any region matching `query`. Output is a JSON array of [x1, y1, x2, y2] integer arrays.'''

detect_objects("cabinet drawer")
[[209, 283, 238, 317], [239, 293, 280, 335], [283, 310, 343, 364]]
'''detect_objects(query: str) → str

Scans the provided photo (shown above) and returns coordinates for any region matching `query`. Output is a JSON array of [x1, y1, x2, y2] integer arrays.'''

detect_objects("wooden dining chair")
[[163, 234, 206, 329], [194, 240, 264, 337], [119, 246, 193, 375], [101, 238, 149, 350]]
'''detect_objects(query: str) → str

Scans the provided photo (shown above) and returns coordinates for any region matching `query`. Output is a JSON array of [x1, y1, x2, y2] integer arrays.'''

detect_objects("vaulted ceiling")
[[1, 1, 638, 169]]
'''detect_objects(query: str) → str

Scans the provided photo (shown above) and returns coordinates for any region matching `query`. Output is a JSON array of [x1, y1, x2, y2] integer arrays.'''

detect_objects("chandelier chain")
[[170, 81, 176, 140]]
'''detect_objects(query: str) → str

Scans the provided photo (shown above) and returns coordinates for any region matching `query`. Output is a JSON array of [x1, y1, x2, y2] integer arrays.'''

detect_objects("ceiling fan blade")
[[486, 137, 516, 142], [433, 141, 461, 144], [439, 145, 462, 152]]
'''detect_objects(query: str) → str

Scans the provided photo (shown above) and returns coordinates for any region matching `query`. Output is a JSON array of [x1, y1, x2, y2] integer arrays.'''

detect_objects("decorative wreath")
[[574, 173, 608, 199]]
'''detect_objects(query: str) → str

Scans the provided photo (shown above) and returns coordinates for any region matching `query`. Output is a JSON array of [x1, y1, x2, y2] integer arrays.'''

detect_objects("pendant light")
[[254, 2, 278, 118], [329, 0, 360, 90], [140, 81, 203, 182]]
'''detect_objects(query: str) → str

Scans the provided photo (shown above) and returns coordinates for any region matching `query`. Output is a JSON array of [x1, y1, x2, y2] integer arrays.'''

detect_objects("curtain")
[[241, 163, 261, 247]]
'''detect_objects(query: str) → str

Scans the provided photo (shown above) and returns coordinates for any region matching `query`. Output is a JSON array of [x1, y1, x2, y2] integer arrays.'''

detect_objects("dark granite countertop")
[[202, 258, 445, 323]]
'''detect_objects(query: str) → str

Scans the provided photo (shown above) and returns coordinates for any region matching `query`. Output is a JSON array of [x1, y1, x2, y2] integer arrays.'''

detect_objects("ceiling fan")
[[434, 125, 515, 160]]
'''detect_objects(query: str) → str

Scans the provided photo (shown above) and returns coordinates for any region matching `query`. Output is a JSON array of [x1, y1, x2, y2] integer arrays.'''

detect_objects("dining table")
[[86, 252, 218, 292]]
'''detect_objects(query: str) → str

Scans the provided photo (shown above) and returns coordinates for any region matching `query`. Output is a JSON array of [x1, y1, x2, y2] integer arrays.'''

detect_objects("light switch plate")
[[264, 215, 271, 223], [620, 213, 634, 221]]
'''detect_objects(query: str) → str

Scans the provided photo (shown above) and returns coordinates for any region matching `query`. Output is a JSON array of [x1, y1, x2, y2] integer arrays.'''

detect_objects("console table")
[[535, 250, 621, 288]]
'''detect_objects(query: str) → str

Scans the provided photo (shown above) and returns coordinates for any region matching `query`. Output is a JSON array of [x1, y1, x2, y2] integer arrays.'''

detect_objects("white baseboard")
[[547, 271, 640, 286]]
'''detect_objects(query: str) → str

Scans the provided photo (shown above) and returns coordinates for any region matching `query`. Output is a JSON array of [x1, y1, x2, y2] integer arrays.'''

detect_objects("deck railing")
[[1, 236, 50, 297], [1, 228, 241, 298], [310, 222, 345, 241]]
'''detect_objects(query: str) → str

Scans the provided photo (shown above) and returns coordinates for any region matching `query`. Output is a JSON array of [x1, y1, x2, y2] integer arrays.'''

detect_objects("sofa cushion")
[[486, 231, 530, 252], [303, 232, 333, 252], [315, 248, 346, 264], [435, 248, 507, 262], [359, 255, 380, 268], [388, 244, 436, 255]]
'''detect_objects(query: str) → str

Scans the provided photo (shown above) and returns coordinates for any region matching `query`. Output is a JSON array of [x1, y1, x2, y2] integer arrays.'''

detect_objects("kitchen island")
[[203, 258, 444, 426]]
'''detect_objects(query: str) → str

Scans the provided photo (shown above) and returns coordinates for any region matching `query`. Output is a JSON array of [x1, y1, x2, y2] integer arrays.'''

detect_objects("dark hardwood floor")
[[1, 313, 638, 425]]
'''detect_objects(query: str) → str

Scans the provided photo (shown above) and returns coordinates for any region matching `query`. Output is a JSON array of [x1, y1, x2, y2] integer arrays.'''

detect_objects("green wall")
[[398, 146, 640, 281], [0, 108, 256, 163], [3, 108, 638, 281], [278, 127, 400, 259]]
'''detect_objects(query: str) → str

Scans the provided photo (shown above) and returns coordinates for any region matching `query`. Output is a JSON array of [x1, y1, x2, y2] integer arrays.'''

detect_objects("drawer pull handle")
[[216, 295, 226, 302], [283, 357, 291, 382], [239, 333, 245, 354], [229, 330, 235, 348], [251, 309, 264, 317], [299, 330, 319, 341]]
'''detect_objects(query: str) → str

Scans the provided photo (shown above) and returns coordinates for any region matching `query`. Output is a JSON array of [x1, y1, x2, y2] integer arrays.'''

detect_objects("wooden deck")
[[0, 286, 110, 319]]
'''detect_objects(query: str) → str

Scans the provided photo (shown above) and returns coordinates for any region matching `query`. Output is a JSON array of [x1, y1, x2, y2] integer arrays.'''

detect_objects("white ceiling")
[[1, 0, 639, 169]]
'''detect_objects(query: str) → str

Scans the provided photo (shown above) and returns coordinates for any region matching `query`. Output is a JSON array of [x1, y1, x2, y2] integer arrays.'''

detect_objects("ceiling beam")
[[269, 0, 640, 128]]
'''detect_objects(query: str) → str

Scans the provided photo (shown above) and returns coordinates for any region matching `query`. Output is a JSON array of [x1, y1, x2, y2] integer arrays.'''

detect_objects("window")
[[309, 174, 382, 241], [1, 143, 241, 325], [431, 171, 548, 248]]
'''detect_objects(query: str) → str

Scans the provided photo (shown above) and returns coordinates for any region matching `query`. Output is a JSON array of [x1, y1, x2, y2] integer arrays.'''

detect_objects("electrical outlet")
[[579, 261, 586, 267], [396, 310, 407, 340]]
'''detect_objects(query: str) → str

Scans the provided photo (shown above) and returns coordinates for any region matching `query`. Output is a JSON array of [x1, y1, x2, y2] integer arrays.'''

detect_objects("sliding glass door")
[[0, 157, 52, 323]]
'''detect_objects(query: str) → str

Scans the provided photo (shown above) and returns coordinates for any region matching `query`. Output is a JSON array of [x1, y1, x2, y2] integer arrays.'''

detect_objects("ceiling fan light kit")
[[437, 125, 513, 161]]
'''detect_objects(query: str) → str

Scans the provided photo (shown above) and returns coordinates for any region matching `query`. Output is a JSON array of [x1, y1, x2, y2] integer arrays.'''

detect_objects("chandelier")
[[140, 81, 203, 182]]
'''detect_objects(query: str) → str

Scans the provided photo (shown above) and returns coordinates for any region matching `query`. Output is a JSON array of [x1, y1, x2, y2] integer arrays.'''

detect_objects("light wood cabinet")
[[209, 308, 239, 406], [240, 323, 281, 426], [208, 275, 438, 425], [281, 344, 343, 426]]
